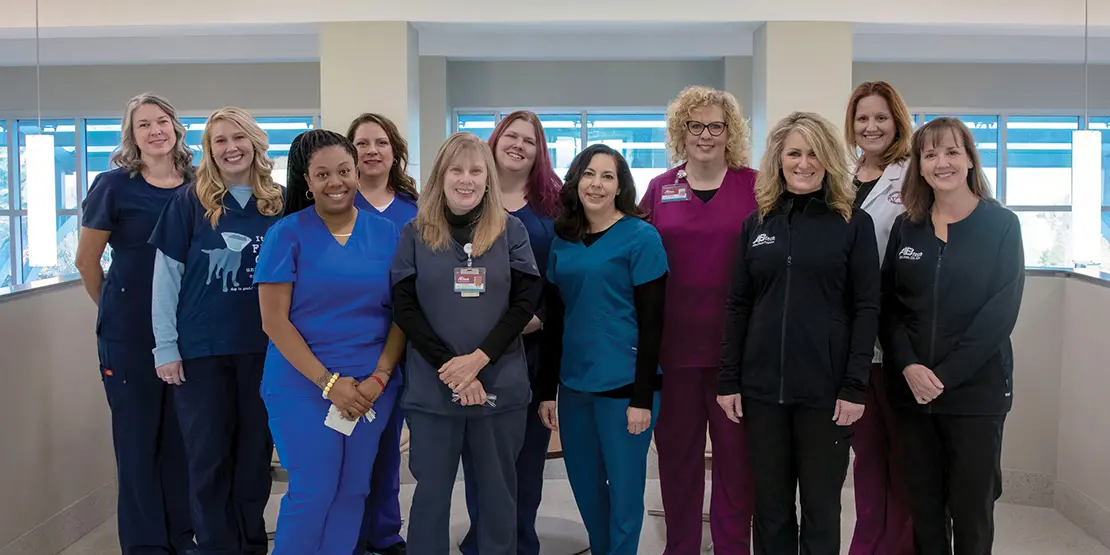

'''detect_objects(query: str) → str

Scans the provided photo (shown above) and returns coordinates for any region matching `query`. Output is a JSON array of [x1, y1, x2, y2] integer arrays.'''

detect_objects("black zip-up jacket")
[[718, 190, 881, 409], [880, 199, 1024, 416]]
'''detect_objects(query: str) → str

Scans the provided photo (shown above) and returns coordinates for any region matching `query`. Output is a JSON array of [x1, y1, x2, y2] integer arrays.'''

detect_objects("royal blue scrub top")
[[355, 192, 418, 232], [254, 208, 400, 395], [547, 216, 669, 392], [511, 204, 554, 280], [148, 184, 282, 360], [81, 167, 184, 344]]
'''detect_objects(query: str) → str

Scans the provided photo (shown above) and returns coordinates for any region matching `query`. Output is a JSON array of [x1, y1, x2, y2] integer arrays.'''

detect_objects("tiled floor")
[[61, 479, 1110, 555]]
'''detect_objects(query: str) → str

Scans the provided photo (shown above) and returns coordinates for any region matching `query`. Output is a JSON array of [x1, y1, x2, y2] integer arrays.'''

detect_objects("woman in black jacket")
[[717, 111, 880, 555], [880, 117, 1024, 555]]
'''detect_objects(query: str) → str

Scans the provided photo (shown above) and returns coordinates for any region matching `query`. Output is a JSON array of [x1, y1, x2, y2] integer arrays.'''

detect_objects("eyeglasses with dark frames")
[[686, 120, 727, 137]]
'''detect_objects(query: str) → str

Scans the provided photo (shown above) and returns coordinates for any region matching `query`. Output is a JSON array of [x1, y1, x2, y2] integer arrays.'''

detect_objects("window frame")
[[0, 112, 321, 290]]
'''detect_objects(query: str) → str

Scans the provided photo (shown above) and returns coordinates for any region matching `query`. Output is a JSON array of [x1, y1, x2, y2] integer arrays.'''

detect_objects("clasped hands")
[[440, 350, 491, 406], [326, 371, 390, 421], [903, 363, 945, 405]]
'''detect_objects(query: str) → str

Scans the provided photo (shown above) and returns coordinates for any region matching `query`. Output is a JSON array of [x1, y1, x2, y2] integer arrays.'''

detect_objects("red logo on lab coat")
[[104, 368, 114, 377]]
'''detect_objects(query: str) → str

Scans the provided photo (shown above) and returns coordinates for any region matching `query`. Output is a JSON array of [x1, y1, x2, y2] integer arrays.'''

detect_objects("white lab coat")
[[856, 158, 908, 363]]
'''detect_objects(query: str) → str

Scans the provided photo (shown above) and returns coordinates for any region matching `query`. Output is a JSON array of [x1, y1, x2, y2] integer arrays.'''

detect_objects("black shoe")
[[369, 541, 406, 555]]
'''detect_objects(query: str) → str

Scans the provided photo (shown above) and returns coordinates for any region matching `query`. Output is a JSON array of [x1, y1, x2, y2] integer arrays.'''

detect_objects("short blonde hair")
[[194, 107, 284, 228], [417, 133, 507, 257], [755, 112, 855, 222], [665, 86, 752, 168]]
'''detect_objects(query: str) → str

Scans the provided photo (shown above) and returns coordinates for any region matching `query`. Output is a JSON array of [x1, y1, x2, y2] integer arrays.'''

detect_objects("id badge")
[[660, 182, 689, 203], [454, 267, 487, 297], [324, 405, 358, 436]]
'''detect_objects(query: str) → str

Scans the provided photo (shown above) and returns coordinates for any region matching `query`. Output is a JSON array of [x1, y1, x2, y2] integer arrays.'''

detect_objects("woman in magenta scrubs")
[[638, 85, 758, 555]]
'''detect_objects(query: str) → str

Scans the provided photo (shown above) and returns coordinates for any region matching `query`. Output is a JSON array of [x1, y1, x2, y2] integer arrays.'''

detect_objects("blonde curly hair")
[[665, 86, 752, 168], [194, 107, 283, 228]]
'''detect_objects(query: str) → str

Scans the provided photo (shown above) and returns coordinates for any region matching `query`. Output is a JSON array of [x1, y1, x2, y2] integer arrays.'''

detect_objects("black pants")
[[897, 411, 1006, 555], [176, 354, 273, 555], [743, 399, 852, 555]]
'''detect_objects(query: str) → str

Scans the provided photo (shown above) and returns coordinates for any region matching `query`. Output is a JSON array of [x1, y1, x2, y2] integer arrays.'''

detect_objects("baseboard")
[[0, 480, 116, 555], [1056, 479, 1110, 550]]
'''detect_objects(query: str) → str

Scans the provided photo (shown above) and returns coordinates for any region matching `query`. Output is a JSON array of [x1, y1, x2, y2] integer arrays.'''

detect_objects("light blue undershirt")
[[151, 185, 253, 366]]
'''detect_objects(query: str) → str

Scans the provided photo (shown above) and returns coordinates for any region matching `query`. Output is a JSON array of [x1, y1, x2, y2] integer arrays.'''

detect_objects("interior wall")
[[2, 59, 1109, 121], [1057, 278, 1110, 547], [0, 283, 116, 555]]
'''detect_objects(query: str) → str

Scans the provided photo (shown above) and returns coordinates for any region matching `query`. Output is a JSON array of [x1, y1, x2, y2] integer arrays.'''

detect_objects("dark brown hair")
[[844, 81, 914, 169], [902, 117, 994, 223], [345, 113, 419, 200]]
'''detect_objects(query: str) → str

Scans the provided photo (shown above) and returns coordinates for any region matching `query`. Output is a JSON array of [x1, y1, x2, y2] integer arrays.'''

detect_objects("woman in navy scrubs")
[[255, 129, 406, 554], [391, 132, 541, 555], [346, 112, 418, 555], [539, 144, 669, 555], [74, 92, 196, 555], [148, 107, 285, 555], [460, 110, 563, 555]]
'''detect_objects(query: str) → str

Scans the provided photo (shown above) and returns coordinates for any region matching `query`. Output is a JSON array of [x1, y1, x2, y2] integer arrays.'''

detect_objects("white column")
[[319, 21, 420, 180], [419, 56, 449, 188], [751, 21, 853, 168]]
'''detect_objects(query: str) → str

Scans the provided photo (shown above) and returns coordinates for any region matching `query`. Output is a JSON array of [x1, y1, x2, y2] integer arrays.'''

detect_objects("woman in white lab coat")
[[843, 80, 916, 555]]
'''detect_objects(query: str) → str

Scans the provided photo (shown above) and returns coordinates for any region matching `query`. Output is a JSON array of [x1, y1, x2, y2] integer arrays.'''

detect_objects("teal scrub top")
[[547, 216, 669, 392]]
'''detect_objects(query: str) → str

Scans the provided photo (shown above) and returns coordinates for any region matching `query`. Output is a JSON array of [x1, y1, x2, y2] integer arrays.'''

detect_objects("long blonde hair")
[[111, 92, 195, 181], [755, 112, 855, 222], [665, 86, 752, 168], [194, 107, 284, 228], [417, 132, 507, 256]]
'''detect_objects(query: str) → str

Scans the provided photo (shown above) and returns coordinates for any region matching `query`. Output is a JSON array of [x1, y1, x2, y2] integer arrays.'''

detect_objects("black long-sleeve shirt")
[[391, 204, 542, 369], [536, 227, 667, 410]]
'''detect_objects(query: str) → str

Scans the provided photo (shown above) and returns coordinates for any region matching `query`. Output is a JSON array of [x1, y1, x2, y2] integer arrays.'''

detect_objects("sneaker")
[[369, 541, 406, 555]]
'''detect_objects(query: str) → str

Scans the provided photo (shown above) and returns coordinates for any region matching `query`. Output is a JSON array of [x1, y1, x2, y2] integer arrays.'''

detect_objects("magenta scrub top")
[[638, 163, 758, 371]]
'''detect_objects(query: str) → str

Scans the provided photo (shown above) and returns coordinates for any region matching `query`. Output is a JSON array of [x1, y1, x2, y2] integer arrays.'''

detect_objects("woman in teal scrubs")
[[538, 144, 669, 555]]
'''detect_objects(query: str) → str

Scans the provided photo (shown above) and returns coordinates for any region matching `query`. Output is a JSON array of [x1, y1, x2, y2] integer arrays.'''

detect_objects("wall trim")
[[1057, 479, 1110, 549], [0, 480, 116, 555]]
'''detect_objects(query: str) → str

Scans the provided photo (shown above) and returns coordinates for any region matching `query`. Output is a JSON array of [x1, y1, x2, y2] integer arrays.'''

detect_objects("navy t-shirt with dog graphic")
[[149, 183, 281, 365]]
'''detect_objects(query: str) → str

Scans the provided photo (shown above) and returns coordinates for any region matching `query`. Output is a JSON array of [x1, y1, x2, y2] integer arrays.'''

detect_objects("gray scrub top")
[[391, 215, 539, 417]]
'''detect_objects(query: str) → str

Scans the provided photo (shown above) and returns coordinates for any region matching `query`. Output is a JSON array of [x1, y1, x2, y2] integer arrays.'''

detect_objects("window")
[[16, 119, 80, 280], [457, 113, 497, 141], [1005, 116, 1078, 206], [1, 121, 10, 286], [586, 113, 668, 200], [535, 113, 583, 180], [257, 116, 315, 185], [1087, 117, 1110, 268]]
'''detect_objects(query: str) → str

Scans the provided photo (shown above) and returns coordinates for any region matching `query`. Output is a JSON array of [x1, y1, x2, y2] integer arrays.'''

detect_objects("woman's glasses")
[[686, 120, 727, 137]]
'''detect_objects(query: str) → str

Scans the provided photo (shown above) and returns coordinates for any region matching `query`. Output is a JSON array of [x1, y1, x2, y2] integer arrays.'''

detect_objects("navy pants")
[[356, 390, 406, 554], [265, 372, 400, 555], [460, 399, 551, 555], [98, 339, 195, 555], [175, 354, 272, 555]]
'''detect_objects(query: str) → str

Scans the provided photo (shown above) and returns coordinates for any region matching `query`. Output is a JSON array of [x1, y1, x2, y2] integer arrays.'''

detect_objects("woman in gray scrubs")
[[390, 132, 542, 555]]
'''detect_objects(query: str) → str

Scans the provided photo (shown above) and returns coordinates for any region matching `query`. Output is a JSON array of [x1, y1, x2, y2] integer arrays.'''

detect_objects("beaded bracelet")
[[321, 372, 340, 400]]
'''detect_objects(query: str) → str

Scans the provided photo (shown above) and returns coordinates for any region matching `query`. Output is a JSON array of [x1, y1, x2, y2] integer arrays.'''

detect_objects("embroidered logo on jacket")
[[752, 233, 776, 247], [898, 246, 923, 261], [888, 191, 903, 205]]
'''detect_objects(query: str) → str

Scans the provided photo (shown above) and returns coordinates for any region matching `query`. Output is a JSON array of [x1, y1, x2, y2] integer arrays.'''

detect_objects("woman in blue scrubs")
[[148, 107, 285, 555], [74, 92, 196, 555], [346, 112, 418, 555], [255, 129, 407, 555], [390, 132, 541, 555], [460, 110, 563, 555], [539, 144, 669, 555]]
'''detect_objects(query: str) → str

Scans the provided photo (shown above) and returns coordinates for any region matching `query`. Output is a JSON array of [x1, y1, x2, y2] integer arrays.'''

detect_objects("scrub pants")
[[655, 366, 753, 555], [897, 411, 1006, 555], [356, 389, 406, 554], [849, 363, 913, 555], [406, 407, 528, 555], [175, 354, 272, 555], [264, 372, 400, 555], [743, 398, 852, 555], [459, 399, 552, 555], [559, 387, 659, 555], [97, 339, 195, 555]]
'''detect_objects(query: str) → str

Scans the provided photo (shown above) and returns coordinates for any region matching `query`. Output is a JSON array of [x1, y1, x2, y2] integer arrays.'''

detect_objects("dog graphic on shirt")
[[203, 232, 252, 292]]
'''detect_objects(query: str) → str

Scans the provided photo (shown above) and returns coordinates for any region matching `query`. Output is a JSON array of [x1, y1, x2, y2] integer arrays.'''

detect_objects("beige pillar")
[[319, 21, 421, 180], [751, 21, 853, 169], [419, 56, 448, 188]]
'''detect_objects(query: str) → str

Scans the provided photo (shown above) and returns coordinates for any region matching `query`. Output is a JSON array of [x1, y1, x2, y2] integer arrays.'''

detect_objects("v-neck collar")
[[314, 208, 360, 248], [675, 164, 727, 206]]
